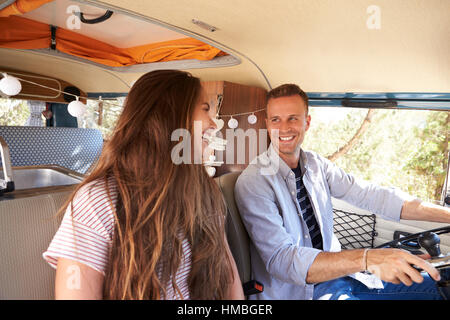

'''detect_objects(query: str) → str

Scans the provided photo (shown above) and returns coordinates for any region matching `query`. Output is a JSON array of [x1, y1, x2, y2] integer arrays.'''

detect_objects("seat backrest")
[[214, 171, 251, 284], [0, 191, 70, 299], [0, 126, 103, 174]]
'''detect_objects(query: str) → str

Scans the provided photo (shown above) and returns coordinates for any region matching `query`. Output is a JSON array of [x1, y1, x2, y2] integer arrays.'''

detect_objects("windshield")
[[302, 107, 449, 204]]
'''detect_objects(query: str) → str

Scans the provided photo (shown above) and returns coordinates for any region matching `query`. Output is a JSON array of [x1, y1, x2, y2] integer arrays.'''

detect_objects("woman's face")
[[191, 87, 217, 162]]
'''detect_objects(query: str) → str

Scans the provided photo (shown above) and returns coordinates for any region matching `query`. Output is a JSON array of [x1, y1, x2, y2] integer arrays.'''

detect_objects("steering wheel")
[[374, 226, 450, 269], [375, 226, 450, 299]]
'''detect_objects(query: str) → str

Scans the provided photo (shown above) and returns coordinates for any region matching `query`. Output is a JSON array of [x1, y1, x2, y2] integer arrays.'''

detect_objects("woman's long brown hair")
[[59, 70, 233, 299]]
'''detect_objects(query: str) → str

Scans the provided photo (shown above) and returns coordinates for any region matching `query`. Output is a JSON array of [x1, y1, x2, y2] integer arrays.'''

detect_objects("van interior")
[[0, 0, 449, 299]]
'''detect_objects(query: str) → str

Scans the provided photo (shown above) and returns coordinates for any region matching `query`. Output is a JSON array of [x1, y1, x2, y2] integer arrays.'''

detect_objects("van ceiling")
[[22, 0, 188, 47], [1, 0, 449, 94]]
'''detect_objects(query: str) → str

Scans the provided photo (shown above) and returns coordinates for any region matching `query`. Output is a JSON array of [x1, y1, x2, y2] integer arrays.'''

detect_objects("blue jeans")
[[313, 274, 444, 300]]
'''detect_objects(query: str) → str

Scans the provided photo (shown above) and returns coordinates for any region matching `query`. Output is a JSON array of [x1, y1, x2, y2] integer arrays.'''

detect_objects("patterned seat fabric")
[[0, 126, 103, 174]]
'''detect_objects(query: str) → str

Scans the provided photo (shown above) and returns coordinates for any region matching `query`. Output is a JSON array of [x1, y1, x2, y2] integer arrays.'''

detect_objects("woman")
[[43, 70, 244, 300]]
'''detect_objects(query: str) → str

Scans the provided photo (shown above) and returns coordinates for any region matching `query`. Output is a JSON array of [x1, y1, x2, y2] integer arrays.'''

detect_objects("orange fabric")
[[56, 27, 135, 66], [0, 16, 227, 67], [0, 16, 50, 49], [0, 0, 53, 17], [125, 38, 224, 63]]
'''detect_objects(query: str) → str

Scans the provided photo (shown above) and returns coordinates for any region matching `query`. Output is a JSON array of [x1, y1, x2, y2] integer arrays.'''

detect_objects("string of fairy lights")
[[0, 72, 265, 128]]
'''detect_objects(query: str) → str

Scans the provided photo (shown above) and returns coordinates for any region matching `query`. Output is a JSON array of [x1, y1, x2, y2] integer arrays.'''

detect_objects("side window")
[[0, 97, 125, 140], [302, 107, 449, 204], [0, 98, 31, 126], [82, 97, 124, 139]]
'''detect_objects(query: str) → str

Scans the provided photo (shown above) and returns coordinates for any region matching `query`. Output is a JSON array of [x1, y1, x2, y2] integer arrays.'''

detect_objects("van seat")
[[214, 171, 252, 285], [0, 191, 70, 299]]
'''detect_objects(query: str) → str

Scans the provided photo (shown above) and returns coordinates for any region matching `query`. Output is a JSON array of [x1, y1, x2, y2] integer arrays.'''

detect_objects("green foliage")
[[0, 98, 30, 126], [404, 112, 449, 200], [81, 98, 123, 139], [303, 107, 449, 202]]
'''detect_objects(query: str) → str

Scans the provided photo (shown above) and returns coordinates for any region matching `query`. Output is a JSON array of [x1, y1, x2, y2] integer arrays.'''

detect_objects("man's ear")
[[305, 114, 311, 131]]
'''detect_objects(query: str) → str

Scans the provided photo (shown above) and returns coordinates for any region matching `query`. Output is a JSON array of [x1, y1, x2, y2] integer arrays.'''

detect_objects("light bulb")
[[228, 117, 238, 129], [248, 114, 257, 124], [0, 73, 22, 96], [67, 97, 86, 118]]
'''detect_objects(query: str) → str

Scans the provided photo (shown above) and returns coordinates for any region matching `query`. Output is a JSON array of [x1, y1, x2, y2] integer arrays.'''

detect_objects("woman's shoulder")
[[68, 176, 118, 237], [74, 176, 117, 199]]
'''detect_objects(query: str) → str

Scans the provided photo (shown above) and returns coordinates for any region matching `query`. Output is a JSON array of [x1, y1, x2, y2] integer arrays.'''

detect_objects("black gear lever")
[[418, 232, 442, 258]]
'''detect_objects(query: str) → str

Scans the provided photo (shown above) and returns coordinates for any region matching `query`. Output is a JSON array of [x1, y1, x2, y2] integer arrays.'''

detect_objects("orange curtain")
[[125, 38, 225, 64], [0, 16, 50, 49], [0, 15, 226, 67], [0, 0, 54, 17]]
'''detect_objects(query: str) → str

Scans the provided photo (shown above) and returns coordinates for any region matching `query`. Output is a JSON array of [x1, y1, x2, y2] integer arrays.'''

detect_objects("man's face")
[[265, 95, 311, 156]]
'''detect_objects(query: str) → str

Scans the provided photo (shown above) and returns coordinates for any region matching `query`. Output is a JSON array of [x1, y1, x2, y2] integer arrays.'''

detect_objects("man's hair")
[[266, 84, 309, 114]]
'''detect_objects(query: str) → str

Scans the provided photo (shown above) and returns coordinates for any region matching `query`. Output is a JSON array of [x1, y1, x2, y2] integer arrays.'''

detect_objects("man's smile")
[[279, 135, 296, 142]]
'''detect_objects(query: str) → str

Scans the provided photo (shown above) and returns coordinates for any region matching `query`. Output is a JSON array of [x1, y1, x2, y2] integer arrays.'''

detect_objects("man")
[[234, 84, 450, 300]]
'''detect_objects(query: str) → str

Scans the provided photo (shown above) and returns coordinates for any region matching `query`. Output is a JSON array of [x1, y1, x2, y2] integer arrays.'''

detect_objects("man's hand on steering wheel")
[[370, 226, 450, 287], [365, 248, 441, 286]]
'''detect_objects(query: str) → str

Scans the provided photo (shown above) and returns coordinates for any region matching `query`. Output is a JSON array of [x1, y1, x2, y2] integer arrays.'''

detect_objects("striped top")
[[42, 177, 192, 300], [292, 165, 323, 250]]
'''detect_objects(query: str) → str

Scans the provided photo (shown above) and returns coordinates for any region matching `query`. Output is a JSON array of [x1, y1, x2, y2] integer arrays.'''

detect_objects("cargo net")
[[333, 209, 378, 249]]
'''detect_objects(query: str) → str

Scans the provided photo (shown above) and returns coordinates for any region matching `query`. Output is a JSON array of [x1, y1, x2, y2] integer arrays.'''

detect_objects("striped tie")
[[292, 166, 323, 250]]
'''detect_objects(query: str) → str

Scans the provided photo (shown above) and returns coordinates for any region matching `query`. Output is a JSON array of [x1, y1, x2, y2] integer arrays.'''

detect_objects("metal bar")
[[0, 136, 13, 182]]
